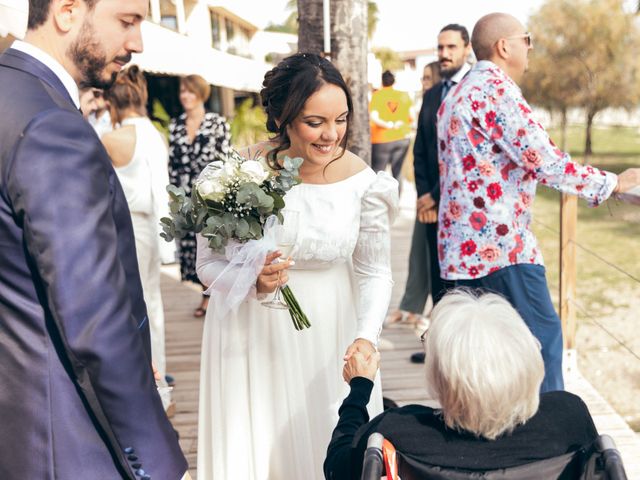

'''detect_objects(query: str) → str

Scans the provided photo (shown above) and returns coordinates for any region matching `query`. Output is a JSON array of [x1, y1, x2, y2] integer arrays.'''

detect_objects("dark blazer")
[[413, 82, 444, 202], [0, 48, 187, 479]]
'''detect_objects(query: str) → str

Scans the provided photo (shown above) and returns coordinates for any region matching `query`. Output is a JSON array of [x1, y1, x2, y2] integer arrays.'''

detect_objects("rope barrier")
[[530, 218, 640, 362], [569, 298, 640, 363]]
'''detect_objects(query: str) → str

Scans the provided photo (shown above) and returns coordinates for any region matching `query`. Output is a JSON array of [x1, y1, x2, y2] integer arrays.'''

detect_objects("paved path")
[[162, 181, 640, 479]]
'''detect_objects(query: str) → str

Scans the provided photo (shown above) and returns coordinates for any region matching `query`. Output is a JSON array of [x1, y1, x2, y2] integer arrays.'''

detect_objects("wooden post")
[[559, 193, 577, 349]]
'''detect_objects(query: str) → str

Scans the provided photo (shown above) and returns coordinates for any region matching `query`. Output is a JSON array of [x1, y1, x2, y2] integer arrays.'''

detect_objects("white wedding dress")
[[196, 168, 398, 480]]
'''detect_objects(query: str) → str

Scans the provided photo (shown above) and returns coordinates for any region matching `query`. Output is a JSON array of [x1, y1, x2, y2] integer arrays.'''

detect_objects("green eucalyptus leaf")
[[236, 218, 250, 238], [248, 217, 263, 238]]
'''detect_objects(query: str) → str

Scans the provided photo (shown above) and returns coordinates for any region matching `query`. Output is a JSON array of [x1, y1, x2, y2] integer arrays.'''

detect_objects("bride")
[[196, 53, 398, 479]]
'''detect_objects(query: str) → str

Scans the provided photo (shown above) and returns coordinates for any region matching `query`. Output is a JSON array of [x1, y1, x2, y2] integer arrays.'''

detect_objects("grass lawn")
[[532, 125, 640, 430]]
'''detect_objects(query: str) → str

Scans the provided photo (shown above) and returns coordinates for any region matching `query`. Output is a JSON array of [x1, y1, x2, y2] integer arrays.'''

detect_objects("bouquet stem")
[[281, 286, 311, 330]]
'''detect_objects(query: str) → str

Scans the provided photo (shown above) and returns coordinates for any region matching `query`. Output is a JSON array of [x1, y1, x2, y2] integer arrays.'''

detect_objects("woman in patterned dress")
[[168, 74, 231, 317]]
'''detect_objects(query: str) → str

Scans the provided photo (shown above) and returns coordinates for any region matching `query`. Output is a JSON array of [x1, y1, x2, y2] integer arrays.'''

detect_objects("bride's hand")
[[343, 338, 376, 361], [256, 251, 294, 294]]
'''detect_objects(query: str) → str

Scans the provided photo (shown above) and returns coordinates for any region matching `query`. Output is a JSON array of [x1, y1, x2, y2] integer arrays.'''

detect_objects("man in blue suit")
[[0, 1, 189, 479]]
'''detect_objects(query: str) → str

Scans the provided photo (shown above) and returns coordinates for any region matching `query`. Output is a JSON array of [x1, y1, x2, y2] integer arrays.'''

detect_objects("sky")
[[226, 0, 545, 51], [225, 0, 638, 52]]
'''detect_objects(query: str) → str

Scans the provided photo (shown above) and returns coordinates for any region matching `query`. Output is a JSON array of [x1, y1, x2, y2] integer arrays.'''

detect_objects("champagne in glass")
[[262, 210, 299, 310]]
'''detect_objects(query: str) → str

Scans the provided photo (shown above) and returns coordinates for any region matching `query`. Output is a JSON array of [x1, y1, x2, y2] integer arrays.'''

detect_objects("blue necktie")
[[441, 79, 453, 101]]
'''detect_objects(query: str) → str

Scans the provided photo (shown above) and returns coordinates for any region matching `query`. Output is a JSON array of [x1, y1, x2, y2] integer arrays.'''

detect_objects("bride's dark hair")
[[260, 53, 353, 168]]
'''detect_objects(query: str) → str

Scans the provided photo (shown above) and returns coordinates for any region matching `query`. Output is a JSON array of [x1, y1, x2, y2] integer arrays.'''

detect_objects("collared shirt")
[[441, 62, 471, 102], [11, 40, 80, 108], [436, 60, 617, 280]]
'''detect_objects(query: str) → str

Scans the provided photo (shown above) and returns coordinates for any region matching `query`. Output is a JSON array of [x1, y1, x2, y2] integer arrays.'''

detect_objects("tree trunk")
[[560, 108, 568, 152], [297, 0, 371, 163], [297, 0, 324, 53], [584, 109, 596, 161]]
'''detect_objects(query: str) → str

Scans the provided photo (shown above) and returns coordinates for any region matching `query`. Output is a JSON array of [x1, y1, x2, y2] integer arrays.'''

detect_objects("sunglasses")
[[505, 32, 533, 48], [420, 328, 428, 343]]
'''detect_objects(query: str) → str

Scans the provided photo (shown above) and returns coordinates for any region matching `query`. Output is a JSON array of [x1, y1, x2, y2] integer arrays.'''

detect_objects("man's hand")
[[343, 338, 376, 361], [256, 252, 293, 294], [418, 207, 438, 224], [614, 168, 640, 194], [417, 193, 436, 210], [343, 351, 380, 383]]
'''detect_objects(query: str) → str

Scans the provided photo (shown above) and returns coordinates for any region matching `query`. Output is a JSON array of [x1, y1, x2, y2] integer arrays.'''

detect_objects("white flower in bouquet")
[[161, 148, 310, 330], [222, 159, 238, 180], [239, 160, 270, 185], [197, 179, 226, 202]]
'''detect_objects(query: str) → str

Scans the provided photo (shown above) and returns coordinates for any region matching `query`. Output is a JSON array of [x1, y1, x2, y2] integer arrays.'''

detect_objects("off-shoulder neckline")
[[297, 167, 372, 187]]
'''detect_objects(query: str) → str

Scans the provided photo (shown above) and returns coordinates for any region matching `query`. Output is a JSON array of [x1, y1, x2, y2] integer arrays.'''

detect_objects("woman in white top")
[[102, 65, 172, 410], [196, 53, 399, 479]]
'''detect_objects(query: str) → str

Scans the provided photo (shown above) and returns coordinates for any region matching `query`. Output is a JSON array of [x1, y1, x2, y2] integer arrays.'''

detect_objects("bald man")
[[436, 13, 640, 392]]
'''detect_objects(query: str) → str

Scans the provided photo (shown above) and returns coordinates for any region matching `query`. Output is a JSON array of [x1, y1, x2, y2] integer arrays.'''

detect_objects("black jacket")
[[413, 82, 445, 201]]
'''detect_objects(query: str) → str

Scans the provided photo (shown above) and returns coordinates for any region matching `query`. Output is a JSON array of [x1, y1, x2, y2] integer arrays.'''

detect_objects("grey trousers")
[[371, 138, 410, 183], [399, 219, 452, 314]]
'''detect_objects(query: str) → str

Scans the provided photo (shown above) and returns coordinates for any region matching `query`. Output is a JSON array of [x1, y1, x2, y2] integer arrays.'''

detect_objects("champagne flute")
[[262, 210, 299, 310]]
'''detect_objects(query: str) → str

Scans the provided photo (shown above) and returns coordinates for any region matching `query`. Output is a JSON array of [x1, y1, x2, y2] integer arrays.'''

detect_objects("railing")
[[536, 196, 640, 364]]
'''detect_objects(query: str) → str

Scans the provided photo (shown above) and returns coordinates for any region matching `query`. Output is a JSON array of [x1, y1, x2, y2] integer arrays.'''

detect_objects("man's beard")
[[440, 60, 464, 79], [68, 19, 130, 90]]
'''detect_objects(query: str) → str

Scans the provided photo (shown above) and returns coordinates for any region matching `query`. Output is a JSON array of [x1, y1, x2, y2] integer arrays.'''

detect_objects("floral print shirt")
[[436, 61, 617, 280]]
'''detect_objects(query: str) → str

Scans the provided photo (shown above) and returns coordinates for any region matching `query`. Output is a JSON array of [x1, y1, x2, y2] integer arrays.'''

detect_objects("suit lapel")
[[0, 48, 76, 107]]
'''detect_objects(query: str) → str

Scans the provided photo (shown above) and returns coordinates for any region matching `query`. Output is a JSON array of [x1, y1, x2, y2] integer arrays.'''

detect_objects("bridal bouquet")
[[160, 149, 311, 330]]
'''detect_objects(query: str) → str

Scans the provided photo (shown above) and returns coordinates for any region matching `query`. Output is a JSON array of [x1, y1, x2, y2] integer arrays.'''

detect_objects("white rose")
[[239, 160, 269, 185], [197, 179, 226, 202]]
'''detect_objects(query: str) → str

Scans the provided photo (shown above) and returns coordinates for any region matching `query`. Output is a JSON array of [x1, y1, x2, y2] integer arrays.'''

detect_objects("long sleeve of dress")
[[352, 172, 399, 345]]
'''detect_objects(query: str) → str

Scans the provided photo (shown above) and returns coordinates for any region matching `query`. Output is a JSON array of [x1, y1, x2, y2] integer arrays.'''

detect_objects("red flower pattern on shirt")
[[436, 61, 617, 280]]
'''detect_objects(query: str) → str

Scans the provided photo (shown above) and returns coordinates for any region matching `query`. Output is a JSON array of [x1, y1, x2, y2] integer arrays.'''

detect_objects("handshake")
[[342, 338, 380, 384]]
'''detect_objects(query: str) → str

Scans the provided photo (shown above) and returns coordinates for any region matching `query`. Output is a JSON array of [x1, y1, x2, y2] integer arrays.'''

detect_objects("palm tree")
[[297, 0, 371, 162], [367, 1, 379, 39], [269, 1, 378, 39]]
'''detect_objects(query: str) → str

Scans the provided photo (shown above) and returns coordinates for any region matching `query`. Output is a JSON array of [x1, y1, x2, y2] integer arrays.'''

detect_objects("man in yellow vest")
[[370, 70, 413, 185]]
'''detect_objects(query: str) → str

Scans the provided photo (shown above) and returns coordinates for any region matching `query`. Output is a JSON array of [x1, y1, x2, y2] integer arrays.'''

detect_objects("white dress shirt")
[[11, 39, 80, 108]]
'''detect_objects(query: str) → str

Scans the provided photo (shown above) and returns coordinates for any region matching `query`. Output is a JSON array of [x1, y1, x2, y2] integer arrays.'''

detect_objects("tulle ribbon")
[[203, 215, 279, 318]]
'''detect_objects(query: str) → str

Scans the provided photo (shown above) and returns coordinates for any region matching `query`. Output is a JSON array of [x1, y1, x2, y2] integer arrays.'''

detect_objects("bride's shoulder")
[[237, 141, 277, 160], [340, 150, 370, 178]]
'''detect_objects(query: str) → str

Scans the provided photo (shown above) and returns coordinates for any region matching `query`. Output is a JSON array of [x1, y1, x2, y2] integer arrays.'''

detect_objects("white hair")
[[424, 289, 544, 440]]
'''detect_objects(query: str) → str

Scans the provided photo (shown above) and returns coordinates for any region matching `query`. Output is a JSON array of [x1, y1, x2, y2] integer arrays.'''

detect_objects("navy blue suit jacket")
[[413, 82, 444, 201], [0, 48, 187, 479]]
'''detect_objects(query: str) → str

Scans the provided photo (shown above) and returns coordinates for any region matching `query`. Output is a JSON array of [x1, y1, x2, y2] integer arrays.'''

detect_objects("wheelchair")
[[361, 432, 627, 480]]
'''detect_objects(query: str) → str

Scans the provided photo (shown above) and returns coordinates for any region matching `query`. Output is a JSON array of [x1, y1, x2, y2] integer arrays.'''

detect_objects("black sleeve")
[[429, 181, 441, 204], [413, 91, 430, 198], [324, 377, 374, 480]]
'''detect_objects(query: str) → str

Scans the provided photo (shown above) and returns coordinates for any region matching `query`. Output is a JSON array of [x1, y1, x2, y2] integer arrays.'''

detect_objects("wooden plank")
[[559, 193, 578, 349]]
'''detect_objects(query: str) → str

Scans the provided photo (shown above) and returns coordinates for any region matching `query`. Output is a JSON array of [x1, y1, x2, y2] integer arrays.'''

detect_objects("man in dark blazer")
[[409, 24, 471, 363], [0, 1, 188, 479]]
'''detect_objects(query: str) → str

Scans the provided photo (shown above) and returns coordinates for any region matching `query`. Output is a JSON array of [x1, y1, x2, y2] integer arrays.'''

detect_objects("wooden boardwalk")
[[162, 183, 640, 479]]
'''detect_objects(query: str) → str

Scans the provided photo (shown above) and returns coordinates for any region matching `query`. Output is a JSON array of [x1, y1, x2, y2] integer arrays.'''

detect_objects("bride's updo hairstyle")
[[105, 65, 148, 125], [260, 53, 353, 167]]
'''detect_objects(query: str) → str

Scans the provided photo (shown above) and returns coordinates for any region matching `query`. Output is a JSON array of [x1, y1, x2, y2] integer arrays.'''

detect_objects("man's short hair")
[[381, 70, 395, 87], [440, 24, 470, 46], [424, 290, 544, 440], [28, 0, 99, 30]]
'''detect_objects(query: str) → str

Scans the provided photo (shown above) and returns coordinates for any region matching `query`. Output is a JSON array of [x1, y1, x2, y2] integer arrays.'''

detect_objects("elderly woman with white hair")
[[324, 290, 599, 480]]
